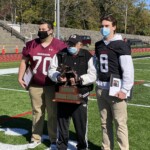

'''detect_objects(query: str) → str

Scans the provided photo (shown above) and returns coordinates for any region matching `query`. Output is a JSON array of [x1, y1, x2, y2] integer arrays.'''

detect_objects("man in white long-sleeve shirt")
[[95, 15, 134, 150]]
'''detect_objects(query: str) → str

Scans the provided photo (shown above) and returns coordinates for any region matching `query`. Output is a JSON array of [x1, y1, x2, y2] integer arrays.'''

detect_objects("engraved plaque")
[[59, 86, 78, 93], [53, 86, 81, 104]]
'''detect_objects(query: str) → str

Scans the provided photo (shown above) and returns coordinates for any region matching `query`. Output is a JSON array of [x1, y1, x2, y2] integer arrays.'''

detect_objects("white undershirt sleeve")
[[119, 55, 134, 93], [48, 54, 60, 82], [80, 57, 97, 85]]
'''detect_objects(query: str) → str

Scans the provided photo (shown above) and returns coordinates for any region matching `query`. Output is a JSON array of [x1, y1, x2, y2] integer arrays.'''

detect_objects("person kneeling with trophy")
[[48, 34, 96, 150]]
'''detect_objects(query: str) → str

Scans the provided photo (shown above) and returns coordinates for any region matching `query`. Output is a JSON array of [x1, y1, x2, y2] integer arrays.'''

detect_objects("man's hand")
[[18, 78, 26, 89], [115, 90, 126, 100], [57, 75, 67, 83], [70, 77, 76, 85], [18, 56, 29, 89]]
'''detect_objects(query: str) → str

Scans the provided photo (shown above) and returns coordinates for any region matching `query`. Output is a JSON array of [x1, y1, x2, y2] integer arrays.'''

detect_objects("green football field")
[[0, 57, 150, 150]]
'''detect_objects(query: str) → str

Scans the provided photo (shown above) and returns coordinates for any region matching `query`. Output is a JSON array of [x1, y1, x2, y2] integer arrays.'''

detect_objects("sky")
[[136, 0, 149, 5], [144, 0, 149, 6], [145, 0, 150, 9]]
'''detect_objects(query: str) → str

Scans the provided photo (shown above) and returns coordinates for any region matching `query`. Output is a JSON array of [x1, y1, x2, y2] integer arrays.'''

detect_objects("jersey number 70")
[[33, 56, 52, 75]]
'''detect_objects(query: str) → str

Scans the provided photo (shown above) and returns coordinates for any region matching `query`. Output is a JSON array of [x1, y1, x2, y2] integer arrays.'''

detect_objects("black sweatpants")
[[57, 98, 88, 150]]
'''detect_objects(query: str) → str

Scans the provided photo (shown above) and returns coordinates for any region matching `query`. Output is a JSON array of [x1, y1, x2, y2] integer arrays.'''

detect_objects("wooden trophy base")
[[53, 86, 81, 104]]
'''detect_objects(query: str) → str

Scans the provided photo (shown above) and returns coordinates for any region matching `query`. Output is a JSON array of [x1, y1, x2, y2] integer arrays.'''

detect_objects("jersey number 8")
[[99, 54, 108, 73]]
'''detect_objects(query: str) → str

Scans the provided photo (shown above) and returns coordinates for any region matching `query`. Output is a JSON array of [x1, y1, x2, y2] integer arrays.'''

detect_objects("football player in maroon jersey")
[[18, 20, 67, 149], [95, 15, 134, 150]]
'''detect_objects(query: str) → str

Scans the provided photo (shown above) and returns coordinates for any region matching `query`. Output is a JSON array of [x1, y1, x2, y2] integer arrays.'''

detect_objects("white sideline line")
[[133, 57, 150, 60], [135, 79, 150, 82], [0, 74, 11, 76], [0, 68, 18, 75], [127, 103, 150, 108], [0, 87, 150, 108], [0, 66, 150, 108], [134, 63, 150, 64], [0, 87, 28, 93], [89, 98, 150, 108], [135, 69, 150, 71]]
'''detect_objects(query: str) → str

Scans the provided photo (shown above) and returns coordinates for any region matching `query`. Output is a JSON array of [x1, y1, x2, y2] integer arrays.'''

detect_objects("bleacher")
[[0, 21, 25, 54]]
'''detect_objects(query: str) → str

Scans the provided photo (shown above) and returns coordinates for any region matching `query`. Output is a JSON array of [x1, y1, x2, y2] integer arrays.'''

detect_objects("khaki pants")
[[29, 85, 57, 143], [96, 86, 129, 150]]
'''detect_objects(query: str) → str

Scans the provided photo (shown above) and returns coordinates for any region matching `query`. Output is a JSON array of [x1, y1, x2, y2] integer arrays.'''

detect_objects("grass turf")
[[0, 57, 150, 149]]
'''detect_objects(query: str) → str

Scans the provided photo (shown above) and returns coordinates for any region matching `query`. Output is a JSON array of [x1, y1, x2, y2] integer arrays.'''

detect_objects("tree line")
[[0, 0, 150, 35]]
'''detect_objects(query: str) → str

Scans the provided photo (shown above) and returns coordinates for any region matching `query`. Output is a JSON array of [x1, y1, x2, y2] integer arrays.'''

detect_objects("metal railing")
[[0, 21, 26, 43]]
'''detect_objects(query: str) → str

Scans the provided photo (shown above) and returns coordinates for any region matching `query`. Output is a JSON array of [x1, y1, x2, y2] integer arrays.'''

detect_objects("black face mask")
[[38, 31, 49, 39]]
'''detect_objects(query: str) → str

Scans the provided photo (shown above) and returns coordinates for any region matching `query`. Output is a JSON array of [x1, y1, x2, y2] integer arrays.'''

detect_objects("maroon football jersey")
[[22, 38, 67, 86]]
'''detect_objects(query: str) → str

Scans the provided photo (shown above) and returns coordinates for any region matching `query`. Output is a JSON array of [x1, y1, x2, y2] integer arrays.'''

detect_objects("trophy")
[[53, 64, 82, 104]]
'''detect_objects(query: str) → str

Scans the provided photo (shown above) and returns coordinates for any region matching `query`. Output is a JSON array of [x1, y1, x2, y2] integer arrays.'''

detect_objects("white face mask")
[[67, 47, 78, 55], [100, 27, 111, 38]]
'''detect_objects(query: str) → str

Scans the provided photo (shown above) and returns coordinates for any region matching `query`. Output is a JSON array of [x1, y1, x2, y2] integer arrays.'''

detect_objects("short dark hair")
[[100, 14, 117, 27], [38, 19, 54, 30]]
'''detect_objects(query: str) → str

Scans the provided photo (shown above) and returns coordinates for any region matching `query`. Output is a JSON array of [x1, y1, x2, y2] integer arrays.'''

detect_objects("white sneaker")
[[49, 143, 57, 150], [28, 141, 41, 149]]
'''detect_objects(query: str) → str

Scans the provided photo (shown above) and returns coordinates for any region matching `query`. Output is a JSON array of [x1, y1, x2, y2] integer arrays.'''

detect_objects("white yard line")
[[0, 87, 28, 93], [135, 79, 150, 82], [133, 57, 150, 60], [135, 69, 150, 71], [0, 67, 149, 108], [0, 68, 18, 75], [134, 63, 150, 64], [89, 97, 150, 108], [0, 74, 11, 76], [0, 87, 150, 108], [127, 103, 150, 108]]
